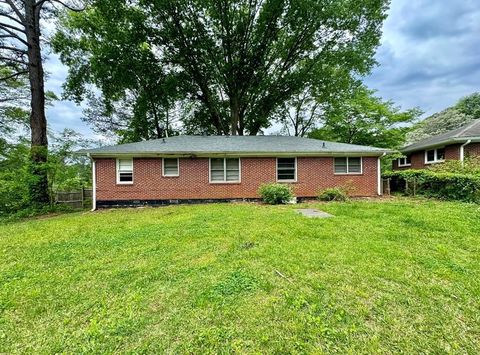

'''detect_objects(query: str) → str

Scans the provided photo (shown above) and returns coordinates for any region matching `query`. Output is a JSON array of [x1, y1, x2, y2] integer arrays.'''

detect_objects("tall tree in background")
[[309, 85, 421, 148], [407, 92, 480, 143], [0, 0, 81, 204], [54, 0, 389, 138], [52, 2, 183, 142]]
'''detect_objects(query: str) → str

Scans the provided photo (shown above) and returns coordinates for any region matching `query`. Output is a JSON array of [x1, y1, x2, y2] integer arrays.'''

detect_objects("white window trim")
[[424, 148, 445, 164], [162, 158, 180, 177], [116, 158, 133, 185], [333, 157, 363, 175], [276, 157, 297, 183], [398, 156, 411, 167], [209, 158, 241, 184]]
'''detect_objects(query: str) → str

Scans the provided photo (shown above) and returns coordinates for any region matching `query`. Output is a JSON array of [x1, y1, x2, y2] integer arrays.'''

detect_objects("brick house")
[[393, 119, 480, 170], [82, 135, 391, 208]]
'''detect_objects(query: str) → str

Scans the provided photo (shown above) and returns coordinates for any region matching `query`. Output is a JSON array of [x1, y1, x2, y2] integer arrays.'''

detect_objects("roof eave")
[[401, 136, 480, 153], [85, 150, 393, 158]]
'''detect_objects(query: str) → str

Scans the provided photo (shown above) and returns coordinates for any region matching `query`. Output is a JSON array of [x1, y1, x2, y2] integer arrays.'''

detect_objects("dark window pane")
[[225, 158, 239, 170], [211, 158, 224, 170], [348, 157, 361, 173], [164, 158, 178, 175], [436, 148, 445, 160], [277, 158, 296, 180], [211, 170, 224, 181], [334, 157, 347, 173], [119, 172, 133, 182], [226, 170, 239, 181], [277, 158, 295, 169], [426, 150, 435, 162], [406, 155, 411, 164]]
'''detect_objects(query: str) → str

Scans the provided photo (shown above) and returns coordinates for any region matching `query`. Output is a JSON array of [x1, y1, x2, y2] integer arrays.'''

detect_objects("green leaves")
[[309, 84, 421, 148], [53, 0, 389, 137]]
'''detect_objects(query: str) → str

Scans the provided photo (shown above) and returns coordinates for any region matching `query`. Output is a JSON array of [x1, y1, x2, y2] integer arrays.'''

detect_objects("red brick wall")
[[95, 156, 380, 201], [393, 144, 462, 170], [465, 143, 480, 158]]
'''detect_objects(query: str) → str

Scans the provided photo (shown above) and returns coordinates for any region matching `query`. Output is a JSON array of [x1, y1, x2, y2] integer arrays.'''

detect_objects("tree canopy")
[[406, 92, 480, 144], [309, 85, 421, 148], [53, 0, 389, 139]]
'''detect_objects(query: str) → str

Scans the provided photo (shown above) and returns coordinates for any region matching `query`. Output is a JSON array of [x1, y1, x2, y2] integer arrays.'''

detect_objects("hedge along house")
[[393, 119, 480, 170], [81, 135, 391, 209]]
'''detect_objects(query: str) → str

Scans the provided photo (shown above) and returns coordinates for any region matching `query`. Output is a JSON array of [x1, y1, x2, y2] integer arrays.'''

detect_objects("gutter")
[[378, 152, 386, 196], [460, 139, 472, 164], [84, 150, 394, 159], [87, 153, 96, 211], [401, 137, 480, 153]]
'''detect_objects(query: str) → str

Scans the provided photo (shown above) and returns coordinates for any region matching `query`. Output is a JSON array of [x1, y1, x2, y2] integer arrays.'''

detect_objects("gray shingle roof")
[[401, 119, 480, 153], [81, 135, 391, 157]]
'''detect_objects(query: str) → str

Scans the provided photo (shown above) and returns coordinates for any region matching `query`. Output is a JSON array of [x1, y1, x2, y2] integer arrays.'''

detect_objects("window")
[[334, 157, 362, 174], [163, 158, 179, 176], [425, 148, 445, 163], [398, 155, 412, 167], [117, 158, 133, 184], [277, 158, 296, 181], [210, 158, 240, 183]]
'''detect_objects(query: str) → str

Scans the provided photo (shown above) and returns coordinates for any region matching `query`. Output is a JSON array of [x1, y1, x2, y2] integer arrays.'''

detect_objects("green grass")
[[1, 199, 479, 353]]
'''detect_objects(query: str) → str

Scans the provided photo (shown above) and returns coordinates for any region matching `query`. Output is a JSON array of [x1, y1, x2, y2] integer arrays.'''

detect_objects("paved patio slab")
[[295, 208, 334, 218]]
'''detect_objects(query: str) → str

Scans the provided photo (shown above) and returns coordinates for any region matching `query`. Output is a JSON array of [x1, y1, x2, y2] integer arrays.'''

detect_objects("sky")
[[43, 0, 480, 139]]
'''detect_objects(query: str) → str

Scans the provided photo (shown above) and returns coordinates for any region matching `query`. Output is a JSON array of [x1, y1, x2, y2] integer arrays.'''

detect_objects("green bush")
[[318, 187, 349, 201], [258, 183, 294, 204], [383, 170, 480, 203]]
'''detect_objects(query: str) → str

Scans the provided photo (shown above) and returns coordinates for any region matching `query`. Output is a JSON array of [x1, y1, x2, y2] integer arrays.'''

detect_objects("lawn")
[[1, 199, 479, 353]]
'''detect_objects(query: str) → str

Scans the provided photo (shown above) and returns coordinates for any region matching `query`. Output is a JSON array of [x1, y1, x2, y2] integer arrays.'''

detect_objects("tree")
[[274, 88, 322, 137], [456, 92, 480, 119], [54, 0, 389, 137], [406, 92, 480, 144], [0, 65, 29, 139], [0, 0, 82, 205], [309, 85, 421, 148], [52, 2, 184, 142]]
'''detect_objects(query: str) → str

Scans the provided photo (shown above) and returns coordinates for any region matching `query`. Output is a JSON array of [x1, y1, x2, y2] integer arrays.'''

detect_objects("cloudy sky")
[[43, 0, 480, 138]]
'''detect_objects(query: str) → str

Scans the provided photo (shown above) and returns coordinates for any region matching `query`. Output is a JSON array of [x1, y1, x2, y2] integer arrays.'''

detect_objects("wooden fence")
[[55, 188, 93, 209]]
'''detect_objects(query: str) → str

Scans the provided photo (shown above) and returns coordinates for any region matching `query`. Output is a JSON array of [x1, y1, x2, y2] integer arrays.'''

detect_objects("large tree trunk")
[[230, 94, 239, 135], [25, 0, 49, 204]]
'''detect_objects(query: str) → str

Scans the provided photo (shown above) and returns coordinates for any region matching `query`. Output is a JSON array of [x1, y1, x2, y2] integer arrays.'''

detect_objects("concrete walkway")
[[295, 208, 334, 218]]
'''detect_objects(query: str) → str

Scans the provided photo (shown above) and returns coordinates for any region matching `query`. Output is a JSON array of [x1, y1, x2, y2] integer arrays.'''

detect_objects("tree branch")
[[34, 0, 85, 12], [0, 45, 27, 54], [0, 25, 27, 45], [0, 22, 26, 35], [0, 69, 27, 81], [0, 55, 27, 65], [0, 11, 26, 27], [4, 0, 26, 24]]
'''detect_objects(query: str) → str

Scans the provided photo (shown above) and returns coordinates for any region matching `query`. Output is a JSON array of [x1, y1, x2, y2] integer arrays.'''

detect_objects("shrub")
[[258, 183, 294, 204], [383, 170, 480, 203], [427, 156, 480, 175], [318, 187, 349, 201]]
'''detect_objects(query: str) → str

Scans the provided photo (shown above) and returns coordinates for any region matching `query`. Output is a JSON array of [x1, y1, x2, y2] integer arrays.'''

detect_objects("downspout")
[[378, 153, 386, 196], [88, 153, 97, 211], [460, 139, 472, 165]]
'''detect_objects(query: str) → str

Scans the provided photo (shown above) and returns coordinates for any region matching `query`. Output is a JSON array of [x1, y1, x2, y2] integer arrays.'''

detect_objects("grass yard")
[[1, 199, 480, 353]]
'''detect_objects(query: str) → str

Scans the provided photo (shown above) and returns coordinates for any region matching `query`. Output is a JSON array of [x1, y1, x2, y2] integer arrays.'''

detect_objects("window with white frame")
[[163, 158, 179, 176], [210, 158, 240, 182], [425, 148, 445, 163], [117, 158, 133, 184], [334, 157, 362, 174], [398, 155, 412, 167], [277, 158, 296, 181]]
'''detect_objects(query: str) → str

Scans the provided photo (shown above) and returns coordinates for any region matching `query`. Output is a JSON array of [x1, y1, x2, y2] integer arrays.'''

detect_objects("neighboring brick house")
[[393, 119, 480, 170], [82, 135, 391, 208]]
